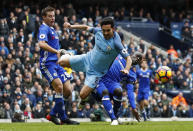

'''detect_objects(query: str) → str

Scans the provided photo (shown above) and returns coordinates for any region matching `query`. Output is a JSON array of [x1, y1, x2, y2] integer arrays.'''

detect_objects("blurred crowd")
[[0, 1, 193, 121]]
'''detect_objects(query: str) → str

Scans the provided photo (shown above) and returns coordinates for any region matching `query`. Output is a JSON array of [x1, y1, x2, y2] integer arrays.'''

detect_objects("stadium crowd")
[[0, 1, 193, 121]]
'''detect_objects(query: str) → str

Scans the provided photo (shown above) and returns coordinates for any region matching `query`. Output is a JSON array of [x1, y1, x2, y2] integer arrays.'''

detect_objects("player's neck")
[[141, 68, 147, 71], [43, 22, 54, 28]]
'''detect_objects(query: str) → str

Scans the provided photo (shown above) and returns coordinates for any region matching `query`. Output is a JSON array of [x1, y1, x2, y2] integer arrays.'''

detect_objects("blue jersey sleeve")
[[114, 32, 130, 58], [38, 27, 49, 42], [88, 27, 101, 34]]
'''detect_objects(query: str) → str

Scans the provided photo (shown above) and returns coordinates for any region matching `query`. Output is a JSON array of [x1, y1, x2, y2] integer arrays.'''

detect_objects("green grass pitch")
[[0, 121, 193, 131]]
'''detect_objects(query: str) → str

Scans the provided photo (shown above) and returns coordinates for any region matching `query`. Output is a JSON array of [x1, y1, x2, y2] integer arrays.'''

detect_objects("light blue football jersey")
[[86, 27, 129, 75]]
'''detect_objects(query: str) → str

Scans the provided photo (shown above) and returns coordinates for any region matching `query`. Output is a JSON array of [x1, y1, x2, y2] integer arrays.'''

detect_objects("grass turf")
[[0, 121, 193, 131]]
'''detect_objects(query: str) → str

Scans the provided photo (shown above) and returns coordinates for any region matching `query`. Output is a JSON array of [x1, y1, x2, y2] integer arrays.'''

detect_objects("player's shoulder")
[[39, 24, 50, 31]]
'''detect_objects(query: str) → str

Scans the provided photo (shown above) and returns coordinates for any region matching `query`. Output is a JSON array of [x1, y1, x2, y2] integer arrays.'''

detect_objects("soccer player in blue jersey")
[[96, 52, 142, 125], [38, 6, 79, 125], [59, 17, 132, 100], [136, 60, 152, 121]]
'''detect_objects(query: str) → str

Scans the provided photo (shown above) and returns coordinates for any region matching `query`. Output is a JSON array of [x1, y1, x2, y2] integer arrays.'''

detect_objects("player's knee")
[[55, 84, 63, 93], [102, 89, 109, 96], [113, 88, 122, 98], [144, 100, 149, 106]]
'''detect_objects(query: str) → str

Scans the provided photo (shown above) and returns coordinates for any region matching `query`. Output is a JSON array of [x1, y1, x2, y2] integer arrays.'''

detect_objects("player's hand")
[[120, 69, 129, 75], [57, 49, 66, 59], [132, 108, 141, 122], [63, 22, 71, 29]]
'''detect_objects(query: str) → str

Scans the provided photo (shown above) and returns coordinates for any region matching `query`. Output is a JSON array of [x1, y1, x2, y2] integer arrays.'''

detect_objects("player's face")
[[141, 61, 147, 69], [43, 11, 55, 27], [101, 24, 114, 40]]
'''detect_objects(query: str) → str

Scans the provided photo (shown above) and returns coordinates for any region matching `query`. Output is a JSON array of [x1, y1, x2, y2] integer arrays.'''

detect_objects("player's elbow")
[[38, 41, 44, 48]]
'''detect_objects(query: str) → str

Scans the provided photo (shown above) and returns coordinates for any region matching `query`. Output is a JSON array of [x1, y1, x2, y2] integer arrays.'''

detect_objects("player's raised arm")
[[63, 22, 91, 30], [63, 22, 101, 34]]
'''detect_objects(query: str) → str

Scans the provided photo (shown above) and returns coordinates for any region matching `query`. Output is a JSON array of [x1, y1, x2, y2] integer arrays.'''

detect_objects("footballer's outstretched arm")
[[63, 22, 91, 31]]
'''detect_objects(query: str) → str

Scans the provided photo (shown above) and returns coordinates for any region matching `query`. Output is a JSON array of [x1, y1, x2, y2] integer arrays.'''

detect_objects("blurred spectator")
[[170, 104, 181, 117], [161, 105, 171, 117], [83, 103, 92, 118], [118, 98, 130, 118], [24, 106, 33, 119], [151, 106, 161, 117], [90, 103, 105, 121], [12, 104, 24, 122], [0, 103, 5, 118], [0, 19, 9, 37], [189, 104, 193, 117], [4, 103, 13, 119], [33, 103, 45, 118], [167, 45, 178, 58], [171, 92, 188, 107]]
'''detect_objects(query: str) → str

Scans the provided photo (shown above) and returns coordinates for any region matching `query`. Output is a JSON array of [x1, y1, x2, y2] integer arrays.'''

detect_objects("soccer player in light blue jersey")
[[38, 6, 79, 125], [59, 17, 132, 100], [96, 52, 142, 125], [136, 60, 152, 121]]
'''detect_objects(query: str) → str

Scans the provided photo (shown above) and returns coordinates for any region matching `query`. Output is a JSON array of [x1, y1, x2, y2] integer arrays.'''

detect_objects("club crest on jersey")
[[107, 46, 111, 51], [53, 73, 57, 76], [121, 49, 128, 54], [40, 34, 45, 39]]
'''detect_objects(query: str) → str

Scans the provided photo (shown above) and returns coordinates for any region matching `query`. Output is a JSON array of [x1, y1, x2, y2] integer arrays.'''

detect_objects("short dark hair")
[[100, 17, 114, 28], [41, 6, 55, 17], [131, 52, 143, 65]]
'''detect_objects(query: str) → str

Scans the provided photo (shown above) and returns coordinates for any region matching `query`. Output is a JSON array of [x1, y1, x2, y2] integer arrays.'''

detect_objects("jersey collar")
[[43, 22, 54, 29]]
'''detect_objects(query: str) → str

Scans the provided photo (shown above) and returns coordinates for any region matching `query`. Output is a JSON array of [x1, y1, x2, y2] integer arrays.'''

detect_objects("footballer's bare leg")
[[80, 85, 93, 99], [63, 80, 72, 98]]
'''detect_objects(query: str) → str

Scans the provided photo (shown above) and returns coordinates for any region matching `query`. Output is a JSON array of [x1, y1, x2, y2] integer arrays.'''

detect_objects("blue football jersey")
[[38, 23, 60, 66], [136, 68, 152, 90], [86, 27, 129, 75]]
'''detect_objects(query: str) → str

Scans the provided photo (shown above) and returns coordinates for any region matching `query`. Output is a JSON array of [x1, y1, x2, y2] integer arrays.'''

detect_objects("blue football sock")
[[141, 109, 147, 121], [113, 96, 122, 118], [146, 106, 150, 119], [102, 95, 116, 120], [50, 93, 67, 121]]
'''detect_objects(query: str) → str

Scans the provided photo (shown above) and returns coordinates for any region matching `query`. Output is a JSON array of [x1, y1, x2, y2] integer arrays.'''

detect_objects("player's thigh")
[[41, 64, 63, 92], [57, 65, 71, 83], [51, 78, 63, 93], [80, 85, 93, 99], [57, 66, 72, 96], [137, 91, 144, 103], [96, 81, 108, 98], [69, 54, 86, 72], [62, 80, 72, 97], [84, 73, 101, 89], [143, 91, 149, 102]]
